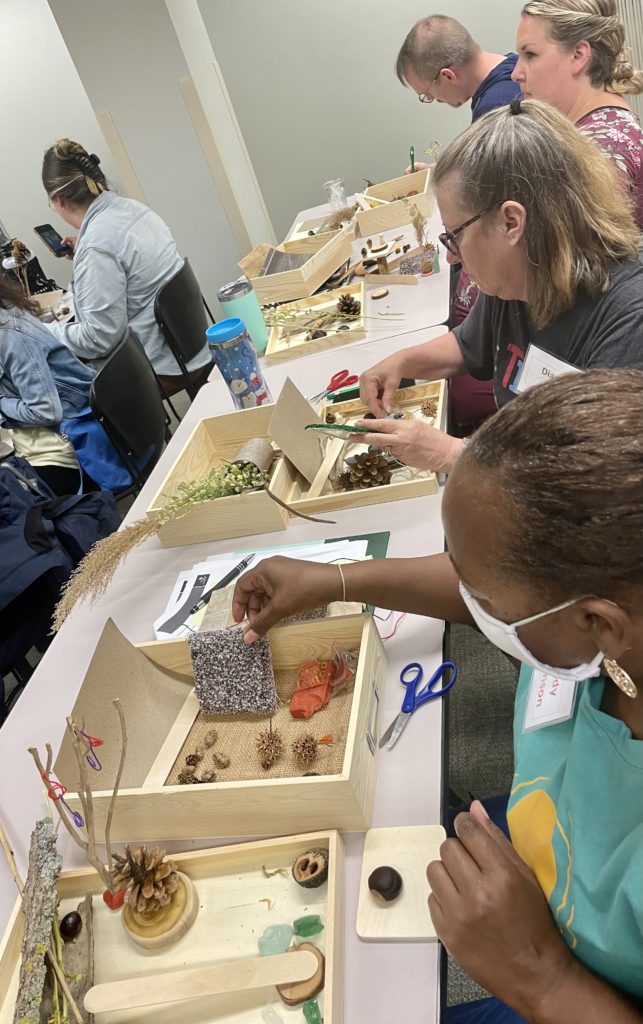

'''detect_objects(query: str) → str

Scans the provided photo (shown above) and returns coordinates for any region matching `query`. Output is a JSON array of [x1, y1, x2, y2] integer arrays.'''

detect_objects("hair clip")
[[510, 98, 523, 115]]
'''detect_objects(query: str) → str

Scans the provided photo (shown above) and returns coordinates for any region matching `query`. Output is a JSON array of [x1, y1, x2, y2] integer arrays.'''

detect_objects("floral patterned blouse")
[[576, 106, 643, 229]]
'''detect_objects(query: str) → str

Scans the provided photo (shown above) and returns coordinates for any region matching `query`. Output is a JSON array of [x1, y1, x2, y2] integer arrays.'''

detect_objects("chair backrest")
[[154, 257, 211, 369], [90, 329, 167, 485]]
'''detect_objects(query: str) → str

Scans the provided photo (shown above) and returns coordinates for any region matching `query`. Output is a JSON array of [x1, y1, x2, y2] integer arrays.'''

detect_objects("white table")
[[0, 327, 448, 1024]]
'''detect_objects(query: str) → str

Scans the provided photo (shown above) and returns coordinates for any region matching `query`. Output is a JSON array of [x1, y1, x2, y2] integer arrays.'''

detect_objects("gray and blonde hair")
[[522, 0, 643, 94], [396, 15, 481, 85], [42, 138, 109, 204], [458, 368, 643, 601], [432, 98, 640, 328]]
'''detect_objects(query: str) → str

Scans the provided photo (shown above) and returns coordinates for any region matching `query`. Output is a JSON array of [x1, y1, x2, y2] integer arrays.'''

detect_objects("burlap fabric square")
[[188, 628, 277, 715]]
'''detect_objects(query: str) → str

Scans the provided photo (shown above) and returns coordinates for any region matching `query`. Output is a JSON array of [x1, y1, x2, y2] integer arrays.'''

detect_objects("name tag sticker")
[[514, 344, 581, 395], [523, 670, 578, 732]]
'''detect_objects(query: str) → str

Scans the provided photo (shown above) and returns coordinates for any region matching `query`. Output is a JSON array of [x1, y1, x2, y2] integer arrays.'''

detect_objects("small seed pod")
[[368, 865, 403, 903], [200, 769, 217, 783], [212, 752, 230, 769], [292, 848, 329, 889], [204, 729, 218, 748], [185, 752, 202, 767]]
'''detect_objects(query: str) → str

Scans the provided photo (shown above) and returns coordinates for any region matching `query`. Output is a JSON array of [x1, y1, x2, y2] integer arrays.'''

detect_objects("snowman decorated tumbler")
[[206, 318, 273, 410]]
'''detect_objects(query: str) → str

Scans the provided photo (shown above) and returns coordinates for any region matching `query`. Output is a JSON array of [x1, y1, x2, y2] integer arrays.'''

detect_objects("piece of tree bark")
[[38, 894, 94, 1024], [12, 819, 62, 1024]]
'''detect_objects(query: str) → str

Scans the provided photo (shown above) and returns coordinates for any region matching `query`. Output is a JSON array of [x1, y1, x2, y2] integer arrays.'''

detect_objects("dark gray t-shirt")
[[452, 258, 643, 407]]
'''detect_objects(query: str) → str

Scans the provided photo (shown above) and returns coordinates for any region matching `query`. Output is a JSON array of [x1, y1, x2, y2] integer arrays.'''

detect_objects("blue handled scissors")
[[310, 369, 359, 403], [379, 660, 457, 750]]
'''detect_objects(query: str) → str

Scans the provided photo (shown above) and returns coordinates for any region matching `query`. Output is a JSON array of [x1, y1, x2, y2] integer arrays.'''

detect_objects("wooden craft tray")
[[58, 615, 386, 841], [264, 282, 366, 364], [146, 404, 298, 547], [282, 213, 357, 254], [283, 381, 445, 515], [0, 830, 344, 1024], [356, 169, 432, 235], [238, 230, 352, 304]]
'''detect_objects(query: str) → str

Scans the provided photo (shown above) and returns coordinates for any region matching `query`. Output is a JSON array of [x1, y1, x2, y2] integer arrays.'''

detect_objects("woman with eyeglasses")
[[232, 367, 643, 1023], [355, 98, 643, 473], [42, 139, 211, 395], [513, 0, 643, 229]]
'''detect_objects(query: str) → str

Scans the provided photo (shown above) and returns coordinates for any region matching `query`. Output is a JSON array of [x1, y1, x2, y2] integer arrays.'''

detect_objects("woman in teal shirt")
[[232, 368, 643, 1021]]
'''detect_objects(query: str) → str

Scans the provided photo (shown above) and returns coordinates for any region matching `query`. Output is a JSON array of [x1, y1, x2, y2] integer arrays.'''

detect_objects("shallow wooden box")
[[282, 213, 357, 255], [239, 229, 352, 304], [283, 381, 445, 515], [264, 282, 366, 365], [356, 169, 431, 235], [57, 615, 385, 842], [146, 404, 297, 547], [0, 830, 344, 1024]]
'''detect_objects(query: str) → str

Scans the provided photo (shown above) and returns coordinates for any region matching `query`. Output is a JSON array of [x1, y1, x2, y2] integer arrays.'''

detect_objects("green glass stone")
[[293, 913, 324, 937], [303, 998, 323, 1024], [257, 924, 293, 956]]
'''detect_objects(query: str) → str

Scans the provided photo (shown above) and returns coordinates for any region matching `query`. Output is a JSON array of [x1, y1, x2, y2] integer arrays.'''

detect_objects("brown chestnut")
[[368, 865, 403, 903], [59, 910, 82, 941]]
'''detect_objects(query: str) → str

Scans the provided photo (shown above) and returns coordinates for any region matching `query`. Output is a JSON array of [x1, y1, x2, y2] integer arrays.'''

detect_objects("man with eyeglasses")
[[397, 15, 519, 141]]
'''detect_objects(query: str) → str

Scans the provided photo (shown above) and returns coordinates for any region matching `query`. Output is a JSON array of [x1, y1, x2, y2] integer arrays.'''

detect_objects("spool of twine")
[[232, 437, 275, 473]]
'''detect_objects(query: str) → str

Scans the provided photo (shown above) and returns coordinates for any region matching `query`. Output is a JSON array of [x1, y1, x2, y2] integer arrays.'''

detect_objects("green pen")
[[410, 145, 415, 173]]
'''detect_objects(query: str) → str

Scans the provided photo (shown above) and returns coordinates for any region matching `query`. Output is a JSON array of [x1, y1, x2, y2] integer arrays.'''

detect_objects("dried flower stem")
[[104, 699, 127, 874]]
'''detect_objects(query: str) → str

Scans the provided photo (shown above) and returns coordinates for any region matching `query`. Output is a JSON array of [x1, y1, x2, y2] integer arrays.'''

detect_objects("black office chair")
[[154, 258, 215, 406], [90, 329, 170, 500]]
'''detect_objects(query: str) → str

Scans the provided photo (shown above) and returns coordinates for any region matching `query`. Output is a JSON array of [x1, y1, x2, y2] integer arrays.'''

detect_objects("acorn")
[[368, 865, 403, 904], [59, 911, 82, 941], [292, 848, 329, 889]]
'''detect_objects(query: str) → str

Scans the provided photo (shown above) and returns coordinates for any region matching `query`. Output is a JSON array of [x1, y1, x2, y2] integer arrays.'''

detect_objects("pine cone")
[[336, 293, 361, 317], [256, 727, 284, 770], [292, 734, 319, 767], [348, 451, 391, 489], [421, 398, 438, 418], [111, 846, 180, 914]]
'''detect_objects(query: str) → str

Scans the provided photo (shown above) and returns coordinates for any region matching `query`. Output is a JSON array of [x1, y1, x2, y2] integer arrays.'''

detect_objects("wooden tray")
[[356, 170, 432, 236], [283, 381, 445, 515], [0, 830, 344, 1024], [238, 230, 352, 304], [356, 825, 445, 941], [56, 615, 386, 841], [146, 404, 297, 547], [282, 213, 357, 255], [264, 282, 366, 365]]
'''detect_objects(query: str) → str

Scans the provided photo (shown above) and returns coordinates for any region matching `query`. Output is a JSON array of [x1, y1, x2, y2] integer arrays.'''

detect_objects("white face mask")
[[458, 582, 604, 682]]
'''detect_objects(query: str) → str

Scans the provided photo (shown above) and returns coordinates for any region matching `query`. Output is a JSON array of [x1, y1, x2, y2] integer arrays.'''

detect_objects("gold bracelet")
[[337, 563, 347, 603]]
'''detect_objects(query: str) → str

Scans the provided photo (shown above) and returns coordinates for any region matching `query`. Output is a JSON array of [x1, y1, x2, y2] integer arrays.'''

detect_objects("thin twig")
[[0, 818, 24, 895], [104, 699, 127, 874], [67, 717, 112, 891], [47, 934, 84, 1024], [28, 745, 91, 856]]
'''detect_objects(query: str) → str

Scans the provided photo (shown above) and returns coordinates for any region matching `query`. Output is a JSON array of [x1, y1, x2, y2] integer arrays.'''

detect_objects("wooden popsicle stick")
[[306, 437, 345, 499], [84, 949, 318, 1014]]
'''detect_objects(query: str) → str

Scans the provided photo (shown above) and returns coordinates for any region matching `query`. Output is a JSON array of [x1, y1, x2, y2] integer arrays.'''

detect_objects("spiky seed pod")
[[256, 727, 284, 770], [111, 846, 179, 914], [325, 411, 337, 424], [347, 452, 391, 490], [336, 293, 361, 317], [177, 770, 199, 785], [185, 752, 202, 767], [292, 734, 319, 767], [421, 398, 438, 418], [336, 469, 354, 492]]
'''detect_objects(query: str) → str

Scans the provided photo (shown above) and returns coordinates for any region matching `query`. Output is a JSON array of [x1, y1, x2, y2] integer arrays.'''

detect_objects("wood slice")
[[121, 872, 198, 950], [276, 942, 325, 1006]]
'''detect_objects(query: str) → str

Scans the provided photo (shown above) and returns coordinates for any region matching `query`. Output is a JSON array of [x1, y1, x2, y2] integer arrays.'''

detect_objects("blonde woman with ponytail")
[[513, 0, 643, 226], [42, 139, 211, 392]]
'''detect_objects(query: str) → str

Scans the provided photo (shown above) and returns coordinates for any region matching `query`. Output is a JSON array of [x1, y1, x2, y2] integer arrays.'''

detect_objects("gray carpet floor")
[[445, 622, 519, 1006]]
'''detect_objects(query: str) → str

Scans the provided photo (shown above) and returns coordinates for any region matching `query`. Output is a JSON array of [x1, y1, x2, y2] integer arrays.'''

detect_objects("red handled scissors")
[[310, 369, 359, 403]]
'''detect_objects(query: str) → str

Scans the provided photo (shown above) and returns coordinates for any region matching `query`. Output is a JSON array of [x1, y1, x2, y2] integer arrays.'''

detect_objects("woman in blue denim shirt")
[[0, 276, 93, 494], [41, 138, 211, 394]]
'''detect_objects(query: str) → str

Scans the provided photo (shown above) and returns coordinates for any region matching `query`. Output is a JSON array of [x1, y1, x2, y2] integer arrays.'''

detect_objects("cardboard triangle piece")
[[268, 377, 325, 485], [54, 619, 192, 791]]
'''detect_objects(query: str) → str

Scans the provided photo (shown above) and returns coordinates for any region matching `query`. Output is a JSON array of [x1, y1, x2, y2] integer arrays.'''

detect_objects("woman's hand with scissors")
[[351, 418, 465, 473], [427, 801, 574, 1018]]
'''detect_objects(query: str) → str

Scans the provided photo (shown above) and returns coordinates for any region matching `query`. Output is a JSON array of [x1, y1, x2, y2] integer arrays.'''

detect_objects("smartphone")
[[34, 223, 73, 258]]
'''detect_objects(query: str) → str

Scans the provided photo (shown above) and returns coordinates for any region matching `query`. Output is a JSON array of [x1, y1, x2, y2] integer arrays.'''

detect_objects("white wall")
[[198, 0, 526, 239], [0, 0, 122, 286], [48, 0, 244, 313]]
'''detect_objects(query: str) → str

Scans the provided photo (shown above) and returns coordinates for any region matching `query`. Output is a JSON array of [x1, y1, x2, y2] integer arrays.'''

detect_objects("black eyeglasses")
[[438, 203, 499, 256], [417, 72, 441, 103]]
